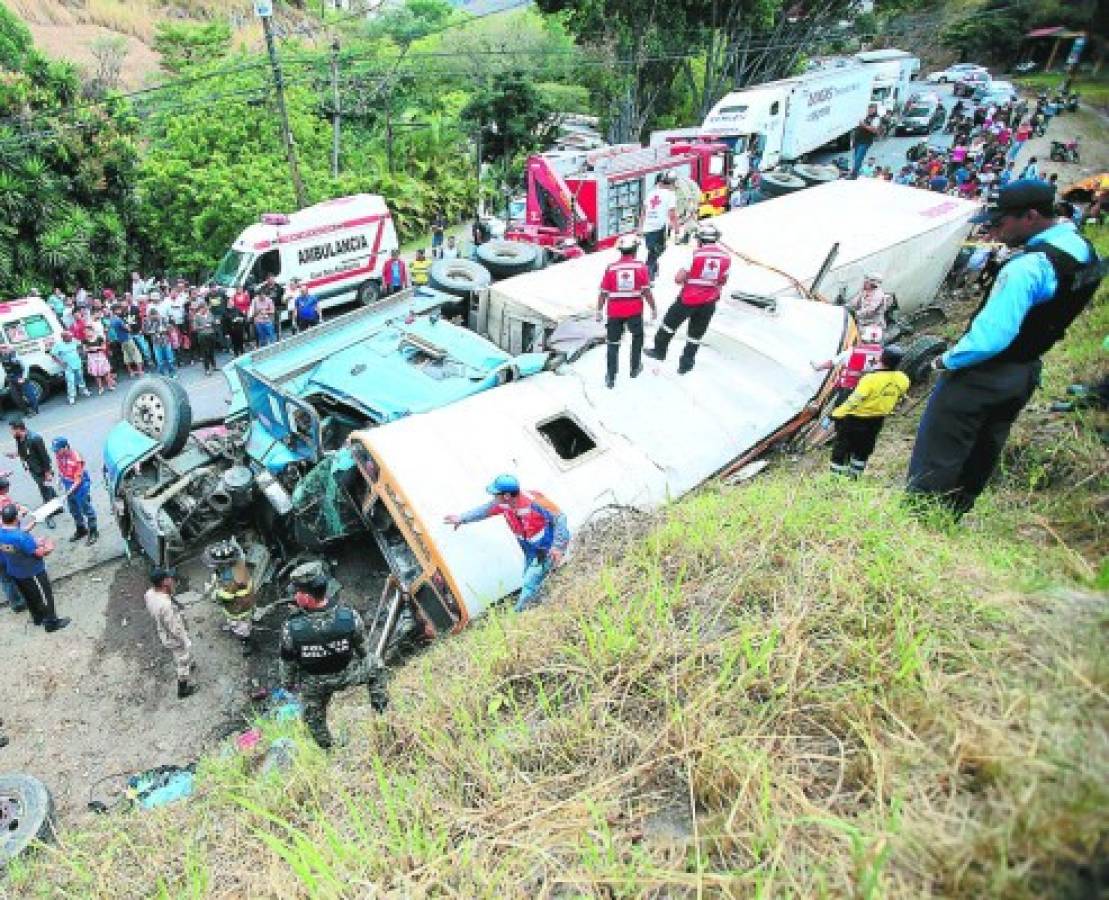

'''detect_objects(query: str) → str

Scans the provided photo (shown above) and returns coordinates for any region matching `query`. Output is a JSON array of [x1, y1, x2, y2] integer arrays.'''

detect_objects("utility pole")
[[385, 81, 395, 174], [330, 39, 341, 178], [258, 3, 308, 208]]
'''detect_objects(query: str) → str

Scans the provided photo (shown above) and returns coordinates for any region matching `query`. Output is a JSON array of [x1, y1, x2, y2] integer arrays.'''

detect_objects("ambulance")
[[0, 296, 66, 404], [211, 194, 399, 312]]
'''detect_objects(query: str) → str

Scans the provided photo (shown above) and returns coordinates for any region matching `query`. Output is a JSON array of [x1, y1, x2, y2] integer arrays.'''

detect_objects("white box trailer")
[[482, 178, 979, 355], [701, 64, 875, 168], [856, 49, 921, 115]]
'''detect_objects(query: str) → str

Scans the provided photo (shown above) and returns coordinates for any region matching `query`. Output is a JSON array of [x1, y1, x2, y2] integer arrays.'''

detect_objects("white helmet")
[[695, 222, 721, 243], [864, 271, 884, 284], [616, 233, 639, 254], [861, 325, 884, 343]]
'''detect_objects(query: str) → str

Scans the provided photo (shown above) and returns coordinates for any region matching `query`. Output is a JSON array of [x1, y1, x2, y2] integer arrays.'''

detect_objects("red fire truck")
[[504, 140, 733, 251]]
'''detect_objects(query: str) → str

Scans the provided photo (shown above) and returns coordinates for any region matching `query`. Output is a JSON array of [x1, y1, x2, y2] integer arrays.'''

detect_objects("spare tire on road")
[[476, 240, 541, 279], [0, 774, 57, 866], [792, 164, 841, 186], [121, 375, 193, 457], [428, 259, 492, 298], [759, 171, 807, 198], [899, 335, 948, 385]]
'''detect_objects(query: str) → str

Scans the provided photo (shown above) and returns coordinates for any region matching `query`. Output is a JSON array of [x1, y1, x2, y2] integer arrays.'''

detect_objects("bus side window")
[[5, 323, 27, 343]]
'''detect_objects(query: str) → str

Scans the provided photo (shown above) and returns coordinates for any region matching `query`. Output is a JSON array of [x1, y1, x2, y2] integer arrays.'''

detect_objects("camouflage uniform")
[[279, 600, 388, 748]]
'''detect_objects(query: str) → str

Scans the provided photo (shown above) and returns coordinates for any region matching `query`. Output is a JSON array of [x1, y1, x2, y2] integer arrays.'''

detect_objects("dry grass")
[[7, 472, 1106, 897], [9, 0, 256, 42]]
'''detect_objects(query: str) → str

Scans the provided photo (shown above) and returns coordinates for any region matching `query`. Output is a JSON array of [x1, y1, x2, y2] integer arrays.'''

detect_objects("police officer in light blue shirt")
[[907, 180, 1104, 518]]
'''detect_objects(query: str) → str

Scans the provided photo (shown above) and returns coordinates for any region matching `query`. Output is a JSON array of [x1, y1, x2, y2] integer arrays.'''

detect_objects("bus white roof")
[[357, 291, 846, 615], [856, 49, 916, 62]]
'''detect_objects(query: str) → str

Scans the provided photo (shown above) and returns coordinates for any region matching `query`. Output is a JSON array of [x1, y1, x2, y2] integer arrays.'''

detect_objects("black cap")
[[970, 179, 1055, 224], [150, 566, 176, 585], [290, 562, 329, 597]]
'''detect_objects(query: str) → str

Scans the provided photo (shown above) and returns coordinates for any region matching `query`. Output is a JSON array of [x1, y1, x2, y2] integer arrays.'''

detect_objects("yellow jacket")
[[832, 369, 910, 419], [411, 257, 432, 285]]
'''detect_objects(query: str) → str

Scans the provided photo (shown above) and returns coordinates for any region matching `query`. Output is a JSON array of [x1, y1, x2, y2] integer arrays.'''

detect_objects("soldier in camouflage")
[[278, 564, 389, 749]]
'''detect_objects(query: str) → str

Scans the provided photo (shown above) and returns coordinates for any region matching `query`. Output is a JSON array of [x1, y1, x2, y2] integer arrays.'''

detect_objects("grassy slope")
[[8, 234, 1108, 898]]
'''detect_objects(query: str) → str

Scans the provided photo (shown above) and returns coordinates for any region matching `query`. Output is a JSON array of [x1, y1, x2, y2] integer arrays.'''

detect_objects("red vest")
[[837, 342, 883, 389], [679, 244, 731, 306], [492, 491, 561, 546], [600, 259, 650, 318]]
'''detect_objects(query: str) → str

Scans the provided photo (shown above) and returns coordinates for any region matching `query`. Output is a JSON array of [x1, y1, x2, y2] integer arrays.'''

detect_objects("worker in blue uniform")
[[906, 180, 1104, 518]]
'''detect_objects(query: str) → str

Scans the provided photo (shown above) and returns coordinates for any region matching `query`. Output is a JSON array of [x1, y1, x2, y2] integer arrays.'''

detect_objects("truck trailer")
[[700, 64, 875, 168]]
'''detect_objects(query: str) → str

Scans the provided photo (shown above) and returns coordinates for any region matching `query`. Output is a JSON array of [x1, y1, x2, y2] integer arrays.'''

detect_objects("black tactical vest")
[[287, 606, 357, 675], [969, 235, 1104, 365]]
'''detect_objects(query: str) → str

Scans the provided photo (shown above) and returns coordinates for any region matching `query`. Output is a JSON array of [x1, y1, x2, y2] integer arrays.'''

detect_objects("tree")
[[153, 21, 233, 74], [461, 71, 552, 166]]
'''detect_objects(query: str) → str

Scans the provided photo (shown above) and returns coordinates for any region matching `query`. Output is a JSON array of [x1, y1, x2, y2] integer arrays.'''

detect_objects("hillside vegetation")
[[7, 232, 1107, 897]]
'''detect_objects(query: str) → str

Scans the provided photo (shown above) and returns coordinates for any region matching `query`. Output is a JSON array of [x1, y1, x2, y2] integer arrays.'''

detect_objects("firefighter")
[[812, 325, 887, 406], [829, 344, 909, 477], [597, 234, 657, 388], [644, 222, 732, 374], [410, 248, 432, 287], [444, 474, 569, 613]]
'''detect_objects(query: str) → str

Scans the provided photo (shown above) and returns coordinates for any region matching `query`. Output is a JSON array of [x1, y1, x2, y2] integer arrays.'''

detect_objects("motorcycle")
[[905, 138, 930, 162], [1065, 93, 1080, 113], [1050, 139, 1080, 163]]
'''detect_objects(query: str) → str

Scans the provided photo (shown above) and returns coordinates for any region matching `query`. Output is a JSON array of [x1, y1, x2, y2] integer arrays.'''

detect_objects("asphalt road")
[[3, 353, 233, 577], [811, 83, 959, 173]]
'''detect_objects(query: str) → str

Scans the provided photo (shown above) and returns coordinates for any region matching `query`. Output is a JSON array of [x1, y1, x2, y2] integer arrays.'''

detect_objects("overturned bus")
[[350, 179, 979, 645]]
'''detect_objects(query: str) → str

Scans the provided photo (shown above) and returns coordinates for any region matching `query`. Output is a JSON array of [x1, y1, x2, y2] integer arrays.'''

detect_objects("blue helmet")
[[486, 473, 520, 495], [51, 436, 69, 452]]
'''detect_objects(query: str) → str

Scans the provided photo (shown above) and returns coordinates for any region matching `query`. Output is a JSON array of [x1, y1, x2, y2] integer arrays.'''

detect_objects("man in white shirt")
[[639, 171, 679, 283], [442, 236, 459, 260]]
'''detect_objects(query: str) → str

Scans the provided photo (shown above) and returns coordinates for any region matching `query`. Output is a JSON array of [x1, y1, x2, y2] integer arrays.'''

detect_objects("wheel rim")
[[130, 391, 166, 438], [0, 793, 20, 831]]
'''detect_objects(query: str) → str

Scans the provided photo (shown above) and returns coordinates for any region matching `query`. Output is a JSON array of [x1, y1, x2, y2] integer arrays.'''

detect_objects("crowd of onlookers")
[[17, 272, 328, 409]]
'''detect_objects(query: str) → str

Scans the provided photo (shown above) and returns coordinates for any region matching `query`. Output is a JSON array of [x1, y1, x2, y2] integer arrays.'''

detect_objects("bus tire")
[[760, 172, 807, 197], [476, 240, 541, 279], [357, 279, 382, 306], [428, 259, 492, 297], [899, 335, 948, 385], [791, 164, 840, 186], [0, 774, 57, 865], [121, 375, 192, 457]]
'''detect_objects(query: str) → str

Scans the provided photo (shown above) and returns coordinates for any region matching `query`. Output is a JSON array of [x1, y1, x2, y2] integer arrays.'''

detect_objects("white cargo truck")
[[855, 49, 920, 116], [700, 64, 875, 169]]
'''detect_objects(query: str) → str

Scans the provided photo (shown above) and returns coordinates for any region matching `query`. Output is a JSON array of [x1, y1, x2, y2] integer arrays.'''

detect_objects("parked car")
[[896, 95, 946, 134], [103, 286, 547, 566], [926, 63, 986, 84], [973, 80, 1018, 106], [953, 70, 991, 97]]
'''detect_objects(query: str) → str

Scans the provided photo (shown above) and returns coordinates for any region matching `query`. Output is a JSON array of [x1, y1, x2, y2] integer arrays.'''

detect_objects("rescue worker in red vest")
[[444, 474, 570, 613], [811, 325, 886, 405], [644, 222, 732, 374], [597, 234, 657, 388]]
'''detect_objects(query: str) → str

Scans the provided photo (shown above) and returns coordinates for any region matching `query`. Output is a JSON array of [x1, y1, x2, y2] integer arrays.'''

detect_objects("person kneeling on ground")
[[829, 345, 909, 478]]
